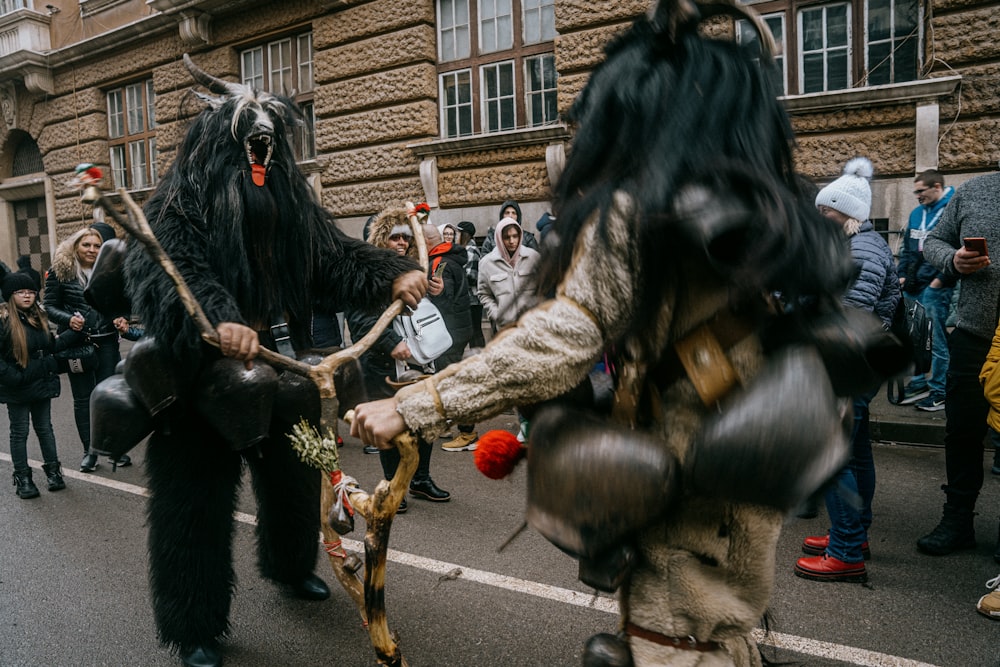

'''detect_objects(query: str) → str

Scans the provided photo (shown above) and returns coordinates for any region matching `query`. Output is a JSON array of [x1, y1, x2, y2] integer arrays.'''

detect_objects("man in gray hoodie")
[[920, 170, 1000, 561]]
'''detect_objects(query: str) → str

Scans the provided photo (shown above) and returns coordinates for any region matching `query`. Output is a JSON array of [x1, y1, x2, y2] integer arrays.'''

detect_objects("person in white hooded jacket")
[[477, 218, 541, 331]]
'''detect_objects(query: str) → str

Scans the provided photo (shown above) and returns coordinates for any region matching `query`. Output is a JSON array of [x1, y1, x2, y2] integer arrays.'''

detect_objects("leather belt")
[[625, 622, 723, 653], [649, 307, 756, 406]]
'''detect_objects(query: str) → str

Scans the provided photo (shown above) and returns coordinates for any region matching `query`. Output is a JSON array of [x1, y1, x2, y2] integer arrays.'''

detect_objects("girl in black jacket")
[[0, 271, 64, 498]]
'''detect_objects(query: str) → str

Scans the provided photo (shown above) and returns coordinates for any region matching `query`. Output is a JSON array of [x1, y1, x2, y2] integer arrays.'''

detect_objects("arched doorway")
[[0, 129, 53, 278]]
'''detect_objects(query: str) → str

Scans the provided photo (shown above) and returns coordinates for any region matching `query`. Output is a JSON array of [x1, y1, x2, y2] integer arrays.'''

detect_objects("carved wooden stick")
[[89, 186, 428, 667]]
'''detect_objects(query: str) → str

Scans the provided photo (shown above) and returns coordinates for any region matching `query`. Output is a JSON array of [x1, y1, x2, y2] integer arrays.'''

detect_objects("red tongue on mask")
[[251, 164, 266, 187]]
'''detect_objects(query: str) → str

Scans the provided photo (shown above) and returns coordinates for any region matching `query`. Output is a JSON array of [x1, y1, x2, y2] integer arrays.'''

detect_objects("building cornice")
[[782, 75, 963, 113]]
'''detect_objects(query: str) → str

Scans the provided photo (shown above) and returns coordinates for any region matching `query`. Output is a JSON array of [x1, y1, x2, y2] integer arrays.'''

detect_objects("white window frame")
[[737, 13, 788, 95], [436, 0, 557, 138], [480, 60, 516, 133], [798, 2, 852, 94], [524, 53, 558, 126], [240, 32, 315, 161], [107, 79, 157, 191], [440, 69, 474, 137], [863, 0, 920, 86], [439, 0, 472, 62]]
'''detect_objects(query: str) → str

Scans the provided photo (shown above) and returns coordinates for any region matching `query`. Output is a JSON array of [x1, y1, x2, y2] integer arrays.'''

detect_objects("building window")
[[864, 0, 919, 86], [740, 0, 919, 96], [436, 0, 557, 138], [737, 13, 788, 95], [799, 3, 851, 93], [107, 79, 157, 191], [240, 32, 315, 161], [0, 0, 25, 16]]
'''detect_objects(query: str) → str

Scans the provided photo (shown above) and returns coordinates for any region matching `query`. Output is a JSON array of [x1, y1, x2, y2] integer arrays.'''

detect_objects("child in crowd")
[[0, 271, 65, 498]]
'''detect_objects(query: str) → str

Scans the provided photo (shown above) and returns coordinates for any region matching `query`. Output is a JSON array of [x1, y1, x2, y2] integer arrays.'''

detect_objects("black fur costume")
[[123, 62, 416, 654]]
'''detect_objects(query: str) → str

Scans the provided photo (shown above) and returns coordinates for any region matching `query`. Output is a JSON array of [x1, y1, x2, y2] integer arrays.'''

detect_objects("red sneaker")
[[801, 534, 871, 559], [794, 554, 867, 583]]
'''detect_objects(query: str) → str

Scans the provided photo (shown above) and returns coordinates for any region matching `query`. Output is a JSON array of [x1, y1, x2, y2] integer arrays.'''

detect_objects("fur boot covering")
[[123, 59, 418, 652]]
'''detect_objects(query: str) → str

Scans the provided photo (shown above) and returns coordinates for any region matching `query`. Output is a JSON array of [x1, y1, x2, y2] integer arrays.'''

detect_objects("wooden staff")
[[84, 186, 428, 667]]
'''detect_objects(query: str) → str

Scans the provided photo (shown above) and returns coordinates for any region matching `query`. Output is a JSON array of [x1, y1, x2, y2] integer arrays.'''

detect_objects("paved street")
[[1, 374, 999, 666]]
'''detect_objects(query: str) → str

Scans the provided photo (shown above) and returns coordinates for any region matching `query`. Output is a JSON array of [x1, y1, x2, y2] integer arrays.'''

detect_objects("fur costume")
[[393, 7, 865, 666], [122, 57, 416, 655]]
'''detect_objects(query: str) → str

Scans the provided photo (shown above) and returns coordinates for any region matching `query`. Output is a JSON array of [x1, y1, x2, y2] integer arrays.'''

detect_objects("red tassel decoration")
[[474, 430, 526, 480]]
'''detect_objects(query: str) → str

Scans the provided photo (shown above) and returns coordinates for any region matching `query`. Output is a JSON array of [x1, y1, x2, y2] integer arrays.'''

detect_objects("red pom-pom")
[[474, 430, 526, 480]]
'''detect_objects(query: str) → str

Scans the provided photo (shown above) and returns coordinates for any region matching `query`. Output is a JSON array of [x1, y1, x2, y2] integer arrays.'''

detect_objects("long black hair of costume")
[[544, 18, 853, 340], [140, 89, 339, 339]]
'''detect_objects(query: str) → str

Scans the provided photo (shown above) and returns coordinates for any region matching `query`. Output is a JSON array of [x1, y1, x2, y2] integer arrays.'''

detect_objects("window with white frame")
[[864, 0, 918, 86], [436, 0, 557, 138], [107, 80, 157, 191], [799, 3, 851, 93], [737, 13, 788, 95], [740, 0, 919, 96], [240, 32, 315, 160], [0, 0, 25, 16]]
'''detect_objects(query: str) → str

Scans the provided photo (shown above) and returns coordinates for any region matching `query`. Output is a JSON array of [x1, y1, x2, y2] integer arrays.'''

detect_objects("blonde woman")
[[44, 227, 128, 471]]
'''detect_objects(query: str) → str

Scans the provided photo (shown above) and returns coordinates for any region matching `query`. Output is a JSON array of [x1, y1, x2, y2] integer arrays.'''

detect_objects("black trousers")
[[942, 328, 991, 505]]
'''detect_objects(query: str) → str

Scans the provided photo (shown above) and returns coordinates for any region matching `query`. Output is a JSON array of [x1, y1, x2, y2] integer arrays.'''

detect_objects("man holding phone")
[[897, 170, 956, 410], [919, 169, 1000, 561]]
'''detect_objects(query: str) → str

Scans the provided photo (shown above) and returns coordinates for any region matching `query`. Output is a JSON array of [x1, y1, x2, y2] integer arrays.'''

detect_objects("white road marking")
[[3, 453, 941, 666]]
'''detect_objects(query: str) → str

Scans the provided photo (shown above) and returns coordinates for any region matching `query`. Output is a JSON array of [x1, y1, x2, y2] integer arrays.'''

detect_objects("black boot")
[[917, 499, 977, 556], [409, 478, 451, 502], [179, 642, 222, 667], [12, 470, 40, 499], [42, 462, 66, 491], [80, 451, 98, 473], [291, 573, 331, 601]]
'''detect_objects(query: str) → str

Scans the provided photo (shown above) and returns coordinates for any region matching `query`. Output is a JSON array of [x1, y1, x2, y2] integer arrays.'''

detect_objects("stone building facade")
[[0, 0, 996, 270]]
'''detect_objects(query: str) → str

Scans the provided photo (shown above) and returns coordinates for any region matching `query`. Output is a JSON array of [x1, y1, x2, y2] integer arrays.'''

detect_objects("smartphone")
[[964, 237, 988, 256], [432, 263, 445, 279]]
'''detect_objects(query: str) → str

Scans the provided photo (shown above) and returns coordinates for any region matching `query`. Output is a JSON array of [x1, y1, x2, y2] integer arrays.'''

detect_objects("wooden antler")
[[84, 185, 428, 667]]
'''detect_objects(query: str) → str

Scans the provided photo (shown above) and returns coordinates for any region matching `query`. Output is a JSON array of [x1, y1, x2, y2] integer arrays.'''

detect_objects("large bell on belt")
[[273, 352, 323, 424], [89, 375, 153, 459], [686, 345, 849, 511], [123, 336, 180, 417], [195, 357, 278, 450], [525, 406, 678, 560]]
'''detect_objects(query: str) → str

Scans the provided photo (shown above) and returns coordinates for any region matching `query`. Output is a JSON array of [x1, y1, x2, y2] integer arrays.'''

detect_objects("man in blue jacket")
[[896, 169, 955, 410]]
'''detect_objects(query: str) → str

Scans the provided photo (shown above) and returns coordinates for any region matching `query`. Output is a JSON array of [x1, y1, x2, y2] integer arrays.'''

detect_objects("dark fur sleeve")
[[124, 204, 244, 365], [314, 225, 420, 316]]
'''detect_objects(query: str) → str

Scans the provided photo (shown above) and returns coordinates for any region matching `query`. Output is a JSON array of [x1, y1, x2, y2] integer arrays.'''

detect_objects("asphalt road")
[[1, 375, 999, 666]]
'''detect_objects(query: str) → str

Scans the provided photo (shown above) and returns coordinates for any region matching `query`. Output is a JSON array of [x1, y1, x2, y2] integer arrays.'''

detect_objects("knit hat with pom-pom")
[[815, 157, 874, 222]]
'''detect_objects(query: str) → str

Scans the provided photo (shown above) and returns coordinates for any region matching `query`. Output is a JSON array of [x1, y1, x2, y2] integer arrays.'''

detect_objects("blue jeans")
[[908, 284, 953, 396], [8, 400, 59, 473], [825, 390, 877, 563]]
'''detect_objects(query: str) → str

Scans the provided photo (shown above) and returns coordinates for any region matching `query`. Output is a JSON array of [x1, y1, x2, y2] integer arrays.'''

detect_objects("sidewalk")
[[869, 382, 946, 446]]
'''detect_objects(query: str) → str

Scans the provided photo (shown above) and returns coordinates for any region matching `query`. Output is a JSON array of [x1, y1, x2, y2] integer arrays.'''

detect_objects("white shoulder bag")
[[392, 298, 453, 365]]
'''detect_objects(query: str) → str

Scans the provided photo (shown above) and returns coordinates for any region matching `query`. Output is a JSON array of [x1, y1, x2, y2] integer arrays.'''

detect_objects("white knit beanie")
[[815, 157, 874, 222]]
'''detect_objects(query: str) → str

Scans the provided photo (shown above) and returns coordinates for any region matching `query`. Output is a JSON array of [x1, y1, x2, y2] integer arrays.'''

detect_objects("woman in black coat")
[[44, 227, 127, 472]]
